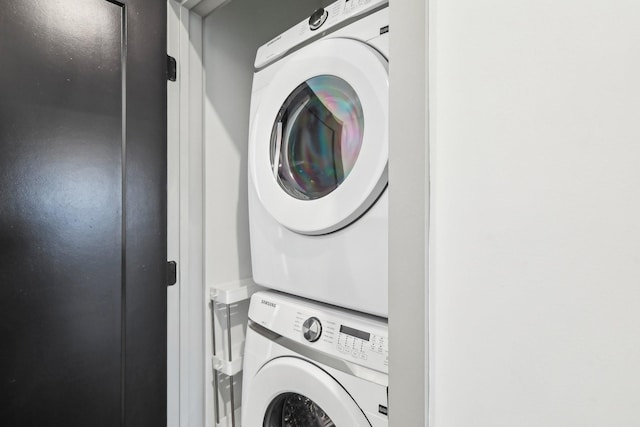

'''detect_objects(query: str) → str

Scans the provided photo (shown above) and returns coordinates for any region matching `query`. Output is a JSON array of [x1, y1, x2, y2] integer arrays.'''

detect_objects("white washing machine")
[[241, 290, 388, 426], [248, 0, 389, 317]]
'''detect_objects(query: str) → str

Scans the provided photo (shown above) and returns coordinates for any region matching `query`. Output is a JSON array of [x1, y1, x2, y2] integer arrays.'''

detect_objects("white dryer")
[[248, 0, 389, 317], [241, 290, 388, 426]]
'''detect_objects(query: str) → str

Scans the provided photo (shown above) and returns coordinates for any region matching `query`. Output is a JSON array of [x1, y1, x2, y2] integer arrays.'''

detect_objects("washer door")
[[250, 37, 388, 235], [244, 357, 371, 427]]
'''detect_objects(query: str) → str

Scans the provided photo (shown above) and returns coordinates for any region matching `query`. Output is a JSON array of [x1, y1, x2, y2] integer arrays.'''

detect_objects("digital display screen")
[[340, 325, 370, 341]]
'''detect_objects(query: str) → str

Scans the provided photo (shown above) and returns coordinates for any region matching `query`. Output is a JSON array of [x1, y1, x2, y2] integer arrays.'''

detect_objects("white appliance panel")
[[242, 291, 389, 426], [248, 2, 389, 317]]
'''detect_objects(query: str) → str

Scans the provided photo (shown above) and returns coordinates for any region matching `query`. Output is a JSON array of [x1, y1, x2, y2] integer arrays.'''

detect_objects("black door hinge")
[[167, 55, 177, 82], [167, 261, 177, 286]]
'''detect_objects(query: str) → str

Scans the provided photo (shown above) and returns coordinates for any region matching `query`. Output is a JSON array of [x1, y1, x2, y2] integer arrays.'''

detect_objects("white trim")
[[176, 0, 230, 17], [181, 10, 205, 427], [388, 0, 429, 425], [168, 2, 206, 426], [167, 3, 181, 426]]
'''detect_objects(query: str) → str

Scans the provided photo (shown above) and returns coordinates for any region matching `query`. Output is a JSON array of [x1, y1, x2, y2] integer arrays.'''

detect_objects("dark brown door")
[[0, 0, 167, 425]]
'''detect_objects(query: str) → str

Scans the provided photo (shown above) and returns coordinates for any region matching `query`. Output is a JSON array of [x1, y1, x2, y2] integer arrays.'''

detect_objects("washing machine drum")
[[244, 357, 371, 426], [250, 37, 388, 235], [264, 393, 336, 427]]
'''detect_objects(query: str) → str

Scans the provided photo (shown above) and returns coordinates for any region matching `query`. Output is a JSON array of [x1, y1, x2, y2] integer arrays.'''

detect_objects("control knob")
[[308, 8, 328, 31], [302, 317, 322, 342]]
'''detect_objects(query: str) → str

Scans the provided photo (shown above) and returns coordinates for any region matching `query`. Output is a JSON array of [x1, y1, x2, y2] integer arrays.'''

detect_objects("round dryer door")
[[243, 357, 371, 427], [249, 37, 388, 235]]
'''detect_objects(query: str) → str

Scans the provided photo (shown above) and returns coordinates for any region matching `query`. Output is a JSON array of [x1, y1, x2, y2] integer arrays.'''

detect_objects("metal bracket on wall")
[[209, 281, 261, 427]]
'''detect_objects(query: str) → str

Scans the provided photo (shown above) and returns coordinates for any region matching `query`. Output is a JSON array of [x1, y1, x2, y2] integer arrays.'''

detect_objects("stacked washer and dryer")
[[243, 0, 389, 425]]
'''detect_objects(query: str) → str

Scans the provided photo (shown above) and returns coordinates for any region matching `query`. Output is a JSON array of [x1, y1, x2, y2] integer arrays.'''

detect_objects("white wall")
[[201, 1, 323, 425], [430, 0, 640, 425]]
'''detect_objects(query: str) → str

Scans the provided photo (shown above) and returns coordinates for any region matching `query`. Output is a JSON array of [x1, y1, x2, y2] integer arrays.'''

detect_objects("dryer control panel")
[[255, 0, 388, 69], [249, 291, 388, 375]]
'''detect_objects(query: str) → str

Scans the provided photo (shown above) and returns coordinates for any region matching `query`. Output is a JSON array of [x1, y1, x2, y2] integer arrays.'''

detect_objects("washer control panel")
[[250, 291, 388, 374], [336, 324, 386, 361]]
